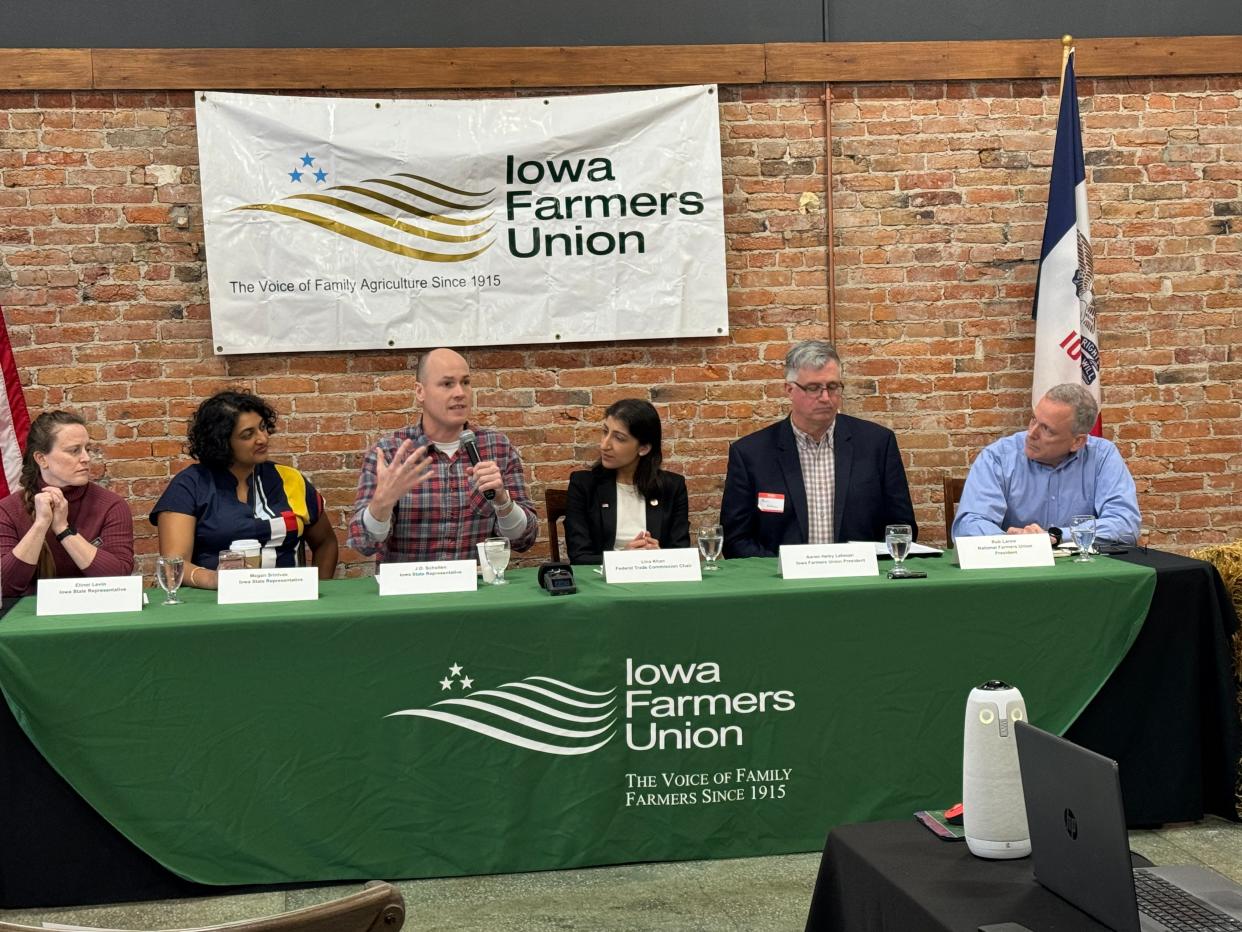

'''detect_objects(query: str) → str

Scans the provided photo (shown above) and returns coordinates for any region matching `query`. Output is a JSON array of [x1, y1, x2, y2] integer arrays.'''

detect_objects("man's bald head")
[[417, 347, 468, 383], [414, 348, 472, 442]]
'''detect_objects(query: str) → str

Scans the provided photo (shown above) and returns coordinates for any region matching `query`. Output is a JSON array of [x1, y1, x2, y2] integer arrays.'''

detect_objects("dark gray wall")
[[0, 0, 823, 47], [2, 0, 1238, 47], [826, 0, 1242, 41]]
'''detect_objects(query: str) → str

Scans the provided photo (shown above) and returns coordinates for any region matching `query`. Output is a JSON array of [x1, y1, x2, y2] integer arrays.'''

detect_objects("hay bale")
[[1192, 542, 1242, 617]]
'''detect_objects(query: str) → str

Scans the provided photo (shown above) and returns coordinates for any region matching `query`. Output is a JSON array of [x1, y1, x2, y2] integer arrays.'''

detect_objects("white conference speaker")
[[962, 679, 1031, 859]]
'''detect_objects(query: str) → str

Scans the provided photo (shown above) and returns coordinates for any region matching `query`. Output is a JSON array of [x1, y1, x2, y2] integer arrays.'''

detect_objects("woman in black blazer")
[[565, 399, 690, 564]]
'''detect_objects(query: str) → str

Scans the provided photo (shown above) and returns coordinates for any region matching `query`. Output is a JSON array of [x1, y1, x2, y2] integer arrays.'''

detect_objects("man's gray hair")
[[784, 340, 842, 381], [1044, 383, 1099, 435]]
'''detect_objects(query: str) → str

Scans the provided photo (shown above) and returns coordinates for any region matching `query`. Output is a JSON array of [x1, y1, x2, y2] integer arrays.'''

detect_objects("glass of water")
[[697, 524, 723, 572], [885, 524, 914, 578], [1070, 515, 1097, 563], [483, 537, 511, 585], [155, 555, 185, 605]]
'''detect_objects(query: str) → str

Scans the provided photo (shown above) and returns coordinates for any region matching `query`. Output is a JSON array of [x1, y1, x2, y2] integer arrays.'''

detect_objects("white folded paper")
[[866, 541, 943, 557]]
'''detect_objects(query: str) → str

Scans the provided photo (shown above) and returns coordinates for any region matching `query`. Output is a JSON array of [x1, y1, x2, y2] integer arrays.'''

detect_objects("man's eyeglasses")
[[790, 381, 844, 397]]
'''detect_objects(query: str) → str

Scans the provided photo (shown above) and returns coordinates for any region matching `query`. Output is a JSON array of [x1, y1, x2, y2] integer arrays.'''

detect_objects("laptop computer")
[[1014, 721, 1242, 932]]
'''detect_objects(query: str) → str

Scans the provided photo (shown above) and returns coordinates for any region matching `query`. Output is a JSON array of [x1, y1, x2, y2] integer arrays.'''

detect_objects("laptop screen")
[[1014, 720, 1142, 932]]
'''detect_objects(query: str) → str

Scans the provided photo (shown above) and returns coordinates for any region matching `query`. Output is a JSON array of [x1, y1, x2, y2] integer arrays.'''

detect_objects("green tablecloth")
[[0, 555, 1155, 884]]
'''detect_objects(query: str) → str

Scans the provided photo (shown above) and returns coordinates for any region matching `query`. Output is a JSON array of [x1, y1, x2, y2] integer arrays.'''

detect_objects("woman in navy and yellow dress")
[[564, 398, 690, 565], [152, 390, 338, 589]]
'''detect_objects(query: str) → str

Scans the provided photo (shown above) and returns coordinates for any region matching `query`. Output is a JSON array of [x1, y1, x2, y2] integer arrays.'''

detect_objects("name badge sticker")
[[758, 493, 785, 514]]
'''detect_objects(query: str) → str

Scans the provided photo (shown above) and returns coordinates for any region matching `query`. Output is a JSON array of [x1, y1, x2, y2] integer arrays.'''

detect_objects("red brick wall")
[[0, 78, 1239, 576]]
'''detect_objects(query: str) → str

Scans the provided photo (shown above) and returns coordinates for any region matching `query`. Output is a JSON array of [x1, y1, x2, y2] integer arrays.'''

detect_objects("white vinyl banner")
[[195, 86, 728, 354]]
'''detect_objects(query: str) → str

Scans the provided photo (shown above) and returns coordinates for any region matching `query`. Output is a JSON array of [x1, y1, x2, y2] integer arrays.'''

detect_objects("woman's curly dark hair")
[[186, 390, 277, 470]]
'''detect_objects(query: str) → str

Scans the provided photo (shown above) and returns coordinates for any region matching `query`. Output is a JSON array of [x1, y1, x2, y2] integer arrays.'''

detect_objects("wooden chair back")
[[943, 476, 967, 546], [546, 487, 569, 562], [0, 881, 405, 932]]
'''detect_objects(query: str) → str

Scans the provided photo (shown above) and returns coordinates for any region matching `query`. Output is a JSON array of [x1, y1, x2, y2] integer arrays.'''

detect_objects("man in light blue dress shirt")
[[952, 383, 1141, 545]]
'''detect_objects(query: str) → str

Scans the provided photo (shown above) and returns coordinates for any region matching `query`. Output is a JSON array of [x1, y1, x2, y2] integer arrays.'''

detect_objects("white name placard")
[[779, 543, 879, 579], [217, 567, 319, 604], [37, 576, 143, 616], [955, 534, 1055, 570], [377, 560, 478, 596], [603, 548, 702, 584]]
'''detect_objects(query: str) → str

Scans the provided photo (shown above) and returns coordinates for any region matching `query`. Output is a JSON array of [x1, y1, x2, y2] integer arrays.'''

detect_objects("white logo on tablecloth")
[[387, 666, 617, 756], [387, 658, 797, 756]]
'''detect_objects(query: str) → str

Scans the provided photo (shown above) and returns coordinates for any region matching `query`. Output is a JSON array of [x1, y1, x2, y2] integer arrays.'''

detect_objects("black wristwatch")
[[55, 526, 77, 542]]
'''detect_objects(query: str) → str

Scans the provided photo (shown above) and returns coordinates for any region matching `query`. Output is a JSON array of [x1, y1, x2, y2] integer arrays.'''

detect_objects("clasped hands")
[[1006, 523, 1046, 535], [621, 530, 661, 551], [370, 440, 510, 518], [32, 487, 70, 535]]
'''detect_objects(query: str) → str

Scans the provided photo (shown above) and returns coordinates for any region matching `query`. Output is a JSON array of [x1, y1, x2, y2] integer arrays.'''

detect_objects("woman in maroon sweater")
[[0, 411, 135, 598]]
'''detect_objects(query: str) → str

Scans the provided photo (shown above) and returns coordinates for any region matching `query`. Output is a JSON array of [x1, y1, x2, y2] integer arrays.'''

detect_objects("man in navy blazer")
[[720, 340, 917, 558]]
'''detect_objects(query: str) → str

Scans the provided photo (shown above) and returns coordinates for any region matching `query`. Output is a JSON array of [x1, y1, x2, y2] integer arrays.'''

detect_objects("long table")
[[0, 549, 1233, 908]]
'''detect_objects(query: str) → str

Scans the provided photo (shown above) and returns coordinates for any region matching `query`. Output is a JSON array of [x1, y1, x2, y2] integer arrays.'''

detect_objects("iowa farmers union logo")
[[238, 159, 495, 264], [235, 150, 704, 265], [387, 659, 796, 757]]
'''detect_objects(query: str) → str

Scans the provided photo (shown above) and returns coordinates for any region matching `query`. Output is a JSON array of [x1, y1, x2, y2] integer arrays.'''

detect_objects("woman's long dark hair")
[[20, 410, 87, 580], [187, 390, 277, 470], [595, 398, 665, 501]]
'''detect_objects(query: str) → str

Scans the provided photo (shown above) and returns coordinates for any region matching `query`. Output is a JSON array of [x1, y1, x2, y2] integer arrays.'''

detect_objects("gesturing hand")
[[371, 441, 434, 517]]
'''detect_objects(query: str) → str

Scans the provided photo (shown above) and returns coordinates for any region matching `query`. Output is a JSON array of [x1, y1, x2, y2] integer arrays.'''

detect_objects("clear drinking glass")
[[155, 555, 185, 605], [217, 549, 245, 572], [483, 537, 511, 586], [1070, 515, 1097, 563], [885, 524, 914, 578], [697, 525, 723, 572]]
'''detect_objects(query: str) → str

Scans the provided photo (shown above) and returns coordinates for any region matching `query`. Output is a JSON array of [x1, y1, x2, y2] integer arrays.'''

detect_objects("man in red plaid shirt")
[[348, 348, 538, 564]]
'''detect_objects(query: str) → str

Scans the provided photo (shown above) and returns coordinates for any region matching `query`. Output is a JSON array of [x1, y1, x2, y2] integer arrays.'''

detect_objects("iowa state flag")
[[1032, 48, 1101, 433]]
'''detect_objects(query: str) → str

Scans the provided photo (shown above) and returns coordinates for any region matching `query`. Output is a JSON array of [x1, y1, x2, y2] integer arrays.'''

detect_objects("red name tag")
[[758, 492, 785, 514]]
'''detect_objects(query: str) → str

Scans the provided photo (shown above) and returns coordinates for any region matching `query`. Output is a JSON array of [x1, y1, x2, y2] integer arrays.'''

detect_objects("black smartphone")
[[888, 569, 927, 579]]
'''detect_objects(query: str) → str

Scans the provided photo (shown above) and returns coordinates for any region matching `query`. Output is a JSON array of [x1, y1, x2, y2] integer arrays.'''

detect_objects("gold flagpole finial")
[[1061, 34, 1073, 48], [1060, 34, 1074, 71]]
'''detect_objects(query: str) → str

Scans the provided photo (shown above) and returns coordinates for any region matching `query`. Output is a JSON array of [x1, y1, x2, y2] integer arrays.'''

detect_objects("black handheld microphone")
[[1048, 527, 1063, 547], [459, 430, 495, 500]]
